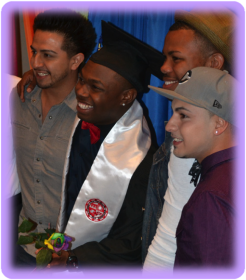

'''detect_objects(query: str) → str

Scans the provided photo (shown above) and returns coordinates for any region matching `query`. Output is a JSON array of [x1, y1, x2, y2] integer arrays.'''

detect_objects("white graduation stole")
[[57, 100, 151, 249]]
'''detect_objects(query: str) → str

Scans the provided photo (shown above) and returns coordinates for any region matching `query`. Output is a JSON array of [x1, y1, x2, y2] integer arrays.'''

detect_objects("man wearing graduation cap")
[[46, 21, 165, 268]]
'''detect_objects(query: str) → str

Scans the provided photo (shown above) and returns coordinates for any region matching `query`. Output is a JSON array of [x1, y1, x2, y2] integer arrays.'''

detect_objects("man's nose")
[[75, 80, 90, 97], [165, 115, 178, 133], [160, 58, 172, 75], [31, 53, 43, 69]]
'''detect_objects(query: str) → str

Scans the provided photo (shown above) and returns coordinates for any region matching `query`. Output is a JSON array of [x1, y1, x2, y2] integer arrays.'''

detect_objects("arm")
[[175, 191, 234, 266], [49, 172, 146, 267], [51, 145, 155, 268], [17, 69, 36, 102], [73, 153, 153, 266], [49, 179, 146, 267]]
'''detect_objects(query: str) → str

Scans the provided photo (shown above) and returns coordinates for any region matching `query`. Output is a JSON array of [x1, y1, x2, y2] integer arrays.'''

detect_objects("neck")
[[41, 74, 77, 122], [41, 74, 77, 104], [198, 132, 235, 164]]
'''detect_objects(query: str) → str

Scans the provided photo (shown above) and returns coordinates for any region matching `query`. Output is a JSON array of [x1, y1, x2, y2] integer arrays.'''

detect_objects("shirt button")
[[36, 179, 40, 183], [37, 200, 41, 204], [49, 116, 52, 119], [36, 158, 40, 161], [40, 136, 44, 140], [32, 99, 36, 103]]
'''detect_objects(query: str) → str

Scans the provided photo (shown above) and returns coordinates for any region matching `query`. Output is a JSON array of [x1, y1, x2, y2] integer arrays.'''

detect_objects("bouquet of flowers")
[[17, 218, 72, 268]]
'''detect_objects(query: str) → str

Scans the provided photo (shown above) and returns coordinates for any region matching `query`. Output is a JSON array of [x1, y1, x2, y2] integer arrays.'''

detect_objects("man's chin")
[[173, 150, 188, 159], [36, 82, 51, 89]]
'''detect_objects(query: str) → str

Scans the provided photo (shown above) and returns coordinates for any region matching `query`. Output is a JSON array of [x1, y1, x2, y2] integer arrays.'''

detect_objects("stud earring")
[[215, 130, 218, 134], [122, 103, 125, 106]]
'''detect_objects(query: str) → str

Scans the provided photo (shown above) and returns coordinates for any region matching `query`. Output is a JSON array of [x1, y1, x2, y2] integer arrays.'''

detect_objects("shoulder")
[[7, 74, 21, 90], [131, 144, 156, 185], [152, 134, 173, 164], [198, 160, 234, 202], [184, 182, 234, 224]]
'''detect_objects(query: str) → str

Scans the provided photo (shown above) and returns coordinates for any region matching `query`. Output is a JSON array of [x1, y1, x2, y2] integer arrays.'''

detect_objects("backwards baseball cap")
[[174, 8, 235, 65], [89, 20, 165, 93], [149, 67, 236, 126]]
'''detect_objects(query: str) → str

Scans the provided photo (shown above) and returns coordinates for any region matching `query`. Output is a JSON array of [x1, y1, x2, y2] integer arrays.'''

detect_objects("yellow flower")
[[44, 233, 55, 250]]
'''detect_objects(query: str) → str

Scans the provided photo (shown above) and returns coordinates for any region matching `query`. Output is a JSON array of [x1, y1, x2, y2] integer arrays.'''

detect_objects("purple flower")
[[44, 233, 72, 252]]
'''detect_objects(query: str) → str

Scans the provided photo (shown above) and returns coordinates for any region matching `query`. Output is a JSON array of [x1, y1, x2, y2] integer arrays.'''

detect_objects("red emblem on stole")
[[85, 199, 108, 222]]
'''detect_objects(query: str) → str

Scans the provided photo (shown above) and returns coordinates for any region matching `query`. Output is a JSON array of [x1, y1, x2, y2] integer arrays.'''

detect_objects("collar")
[[97, 122, 115, 139], [153, 132, 173, 164], [26, 86, 77, 112], [201, 147, 236, 178]]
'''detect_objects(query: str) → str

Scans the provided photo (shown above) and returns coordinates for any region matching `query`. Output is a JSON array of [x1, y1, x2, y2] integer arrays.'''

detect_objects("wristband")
[[66, 250, 78, 269]]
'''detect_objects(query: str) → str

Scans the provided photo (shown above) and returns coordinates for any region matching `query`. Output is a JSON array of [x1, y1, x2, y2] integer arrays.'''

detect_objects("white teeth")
[[37, 73, 48, 76], [173, 138, 183, 142], [164, 80, 177, 85], [78, 102, 93, 109]]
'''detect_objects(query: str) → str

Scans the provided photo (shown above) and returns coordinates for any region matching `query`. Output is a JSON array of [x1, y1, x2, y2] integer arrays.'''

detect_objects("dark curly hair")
[[33, 9, 96, 62]]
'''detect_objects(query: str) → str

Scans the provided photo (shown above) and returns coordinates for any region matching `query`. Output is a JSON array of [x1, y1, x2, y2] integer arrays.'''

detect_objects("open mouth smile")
[[77, 102, 93, 109], [164, 80, 178, 85]]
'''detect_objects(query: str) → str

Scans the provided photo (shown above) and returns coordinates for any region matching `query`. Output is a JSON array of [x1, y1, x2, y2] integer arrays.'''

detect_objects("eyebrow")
[[30, 45, 58, 55], [168, 50, 181, 55], [173, 106, 191, 113], [79, 73, 104, 87]]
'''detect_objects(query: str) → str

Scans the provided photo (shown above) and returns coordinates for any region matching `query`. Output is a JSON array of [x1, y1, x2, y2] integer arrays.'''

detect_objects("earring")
[[215, 130, 218, 134], [122, 103, 125, 106]]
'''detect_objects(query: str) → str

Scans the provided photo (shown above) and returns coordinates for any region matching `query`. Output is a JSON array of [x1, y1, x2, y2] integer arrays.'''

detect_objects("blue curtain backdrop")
[[88, 11, 175, 146]]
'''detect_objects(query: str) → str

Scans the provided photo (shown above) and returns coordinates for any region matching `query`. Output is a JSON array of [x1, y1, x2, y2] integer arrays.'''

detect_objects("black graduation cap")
[[89, 20, 165, 93]]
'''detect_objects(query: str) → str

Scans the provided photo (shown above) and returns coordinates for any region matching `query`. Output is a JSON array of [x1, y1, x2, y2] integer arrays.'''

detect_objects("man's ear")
[[205, 53, 224, 70], [214, 117, 229, 136], [70, 53, 84, 70], [120, 88, 138, 106]]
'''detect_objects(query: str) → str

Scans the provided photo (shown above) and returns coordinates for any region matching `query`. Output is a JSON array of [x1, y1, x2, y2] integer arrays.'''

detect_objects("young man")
[[142, 8, 235, 269], [149, 67, 236, 266], [11, 9, 96, 265], [15, 21, 165, 267]]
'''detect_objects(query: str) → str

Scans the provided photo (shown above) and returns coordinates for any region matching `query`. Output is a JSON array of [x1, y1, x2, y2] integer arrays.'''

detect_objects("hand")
[[17, 69, 37, 102], [49, 250, 69, 268], [35, 248, 69, 269]]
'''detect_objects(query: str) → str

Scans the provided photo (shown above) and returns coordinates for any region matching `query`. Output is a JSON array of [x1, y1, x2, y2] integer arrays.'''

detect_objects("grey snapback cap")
[[149, 67, 236, 126]]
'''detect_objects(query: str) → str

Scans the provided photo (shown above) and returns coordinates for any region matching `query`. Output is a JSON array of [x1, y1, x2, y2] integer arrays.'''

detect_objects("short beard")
[[36, 70, 69, 89]]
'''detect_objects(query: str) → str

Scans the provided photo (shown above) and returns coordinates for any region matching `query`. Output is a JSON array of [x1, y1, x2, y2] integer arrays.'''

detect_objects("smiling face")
[[30, 30, 74, 89], [165, 99, 217, 163], [75, 60, 130, 125], [161, 29, 207, 91]]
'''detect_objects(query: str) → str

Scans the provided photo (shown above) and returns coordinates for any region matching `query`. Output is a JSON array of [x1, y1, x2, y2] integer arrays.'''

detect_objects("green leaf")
[[18, 219, 37, 233], [17, 235, 34, 245], [39, 233, 49, 241], [44, 228, 56, 236], [36, 249, 52, 268], [29, 232, 38, 236], [35, 240, 46, 249]]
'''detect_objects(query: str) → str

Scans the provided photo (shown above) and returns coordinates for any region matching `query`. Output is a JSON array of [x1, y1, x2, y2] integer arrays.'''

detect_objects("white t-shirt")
[[143, 146, 195, 270]]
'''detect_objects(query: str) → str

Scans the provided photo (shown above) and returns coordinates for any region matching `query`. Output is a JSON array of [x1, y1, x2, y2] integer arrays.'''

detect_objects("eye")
[[172, 56, 181, 62], [78, 76, 85, 84], [31, 50, 37, 55], [91, 84, 101, 90], [180, 113, 188, 119], [44, 53, 52, 58]]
